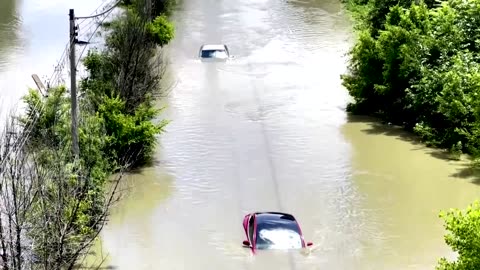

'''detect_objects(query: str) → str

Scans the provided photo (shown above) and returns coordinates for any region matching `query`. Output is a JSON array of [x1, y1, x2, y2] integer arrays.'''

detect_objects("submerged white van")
[[198, 44, 230, 61]]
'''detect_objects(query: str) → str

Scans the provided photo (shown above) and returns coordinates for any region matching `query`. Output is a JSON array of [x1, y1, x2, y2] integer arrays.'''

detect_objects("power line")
[[46, 1, 117, 88], [75, 3, 118, 69], [47, 39, 72, 88], [77, 6, 113, 40], [75, 0, 122, 20], [76, 0, 117, 33], [78, 18, 102, 39], [75, 26, 101, 69], [76, 13, 110, 47], [45, 0, 121, 89], [77, 0, 112, 27]]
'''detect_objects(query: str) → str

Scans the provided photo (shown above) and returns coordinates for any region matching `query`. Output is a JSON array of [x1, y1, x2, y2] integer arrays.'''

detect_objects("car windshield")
[[255, 215, 302, 250], [201, 49, 228, 58]]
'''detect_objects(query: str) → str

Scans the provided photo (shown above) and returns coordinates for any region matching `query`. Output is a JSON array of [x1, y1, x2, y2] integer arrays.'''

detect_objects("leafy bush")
[[343, 1, 480, 268], [437, 201, 480, 270], [98, 95, 169, 166], [14, 86, 115, 269], [147, 15, 175, 46], [342, 0, 480, 160], [80, 1, 175, 166], [121, 0, 176, 17]]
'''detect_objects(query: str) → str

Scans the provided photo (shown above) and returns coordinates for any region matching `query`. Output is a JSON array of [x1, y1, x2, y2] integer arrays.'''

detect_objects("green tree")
[[343, 0, 480, 268], [80, 0, 174, 167], [437, 201, 480, 270], [147, 15, 175, 46], [98, 95, 169, 166], [0, 87, 123, 269], [342, 0, 480, 159]]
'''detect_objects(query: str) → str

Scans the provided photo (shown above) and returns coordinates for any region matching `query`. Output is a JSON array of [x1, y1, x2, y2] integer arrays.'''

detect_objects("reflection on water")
[[257, 229, 303, 250], [0, 0, 21, 72]]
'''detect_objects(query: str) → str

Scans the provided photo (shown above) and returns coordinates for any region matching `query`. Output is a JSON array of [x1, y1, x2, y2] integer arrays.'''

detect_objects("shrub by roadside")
[[341, 0, 480, 269], [342, 0, 480, 161]]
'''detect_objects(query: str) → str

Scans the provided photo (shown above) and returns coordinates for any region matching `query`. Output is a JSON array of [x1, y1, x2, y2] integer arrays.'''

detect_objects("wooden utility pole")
[[69, 9, 80, 158]]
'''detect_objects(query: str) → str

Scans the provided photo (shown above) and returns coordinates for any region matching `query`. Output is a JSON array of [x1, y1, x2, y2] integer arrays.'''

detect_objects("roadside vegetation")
[[341, 0, 480, 269], [0, 0, 175, 269]]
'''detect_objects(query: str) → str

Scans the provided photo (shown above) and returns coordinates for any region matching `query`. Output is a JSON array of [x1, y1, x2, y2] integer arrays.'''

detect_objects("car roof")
[[254, 212, 297, 223], [201, 44, 227, 50]]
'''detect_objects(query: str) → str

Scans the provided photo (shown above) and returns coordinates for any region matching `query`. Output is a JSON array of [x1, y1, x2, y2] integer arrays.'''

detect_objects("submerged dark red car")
[[242, 212, 313, 253]]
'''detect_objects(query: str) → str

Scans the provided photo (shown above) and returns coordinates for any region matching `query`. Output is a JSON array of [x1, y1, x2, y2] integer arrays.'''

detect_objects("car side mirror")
[[307, 242, 313, 247], [243, 240, 250, 247]]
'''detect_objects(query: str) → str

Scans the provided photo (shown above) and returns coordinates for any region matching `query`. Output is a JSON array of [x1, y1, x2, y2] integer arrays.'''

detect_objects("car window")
[[248, 215, 254, 243], [201, 50, 215, 58], [255, 221, 302, 250], [201, 49, 227, 58]]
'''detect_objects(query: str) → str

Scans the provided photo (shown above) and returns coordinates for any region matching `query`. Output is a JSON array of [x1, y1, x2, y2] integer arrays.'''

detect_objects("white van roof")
[[201, 44, 227, 51]]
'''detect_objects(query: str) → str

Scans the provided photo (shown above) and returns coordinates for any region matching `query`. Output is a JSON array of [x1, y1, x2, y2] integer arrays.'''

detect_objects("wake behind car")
[[242, 212, 313, 253], [198, 44, 230, 61]]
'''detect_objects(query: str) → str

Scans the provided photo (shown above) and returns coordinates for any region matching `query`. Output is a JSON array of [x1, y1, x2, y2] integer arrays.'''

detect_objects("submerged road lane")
[[99, 0, 360, 268]]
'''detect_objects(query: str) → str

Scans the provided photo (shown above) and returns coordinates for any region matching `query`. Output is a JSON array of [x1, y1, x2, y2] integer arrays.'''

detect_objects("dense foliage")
[[342, 0, 480, 268], [437, 201, 480, 270], [1, 87, 113, 269], [80, 0, 173, 166], [342, 0, 480, 159]]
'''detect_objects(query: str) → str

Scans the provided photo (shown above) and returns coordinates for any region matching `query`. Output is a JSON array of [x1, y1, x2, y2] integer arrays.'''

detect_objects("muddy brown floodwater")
[[2, 0, 480, 269]]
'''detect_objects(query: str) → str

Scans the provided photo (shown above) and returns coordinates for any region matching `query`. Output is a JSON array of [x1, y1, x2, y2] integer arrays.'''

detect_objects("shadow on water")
[[347, 114, 423, 144], [450, 164, 480, 185], [347, 114, 480, 185]]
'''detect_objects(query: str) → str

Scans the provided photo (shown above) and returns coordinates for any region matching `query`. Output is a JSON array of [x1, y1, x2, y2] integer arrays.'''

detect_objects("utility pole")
[[69, 9, 80, 159]]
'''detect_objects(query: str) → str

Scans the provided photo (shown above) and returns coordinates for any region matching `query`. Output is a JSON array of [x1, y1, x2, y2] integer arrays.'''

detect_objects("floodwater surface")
[[1, 0, 480, 269]]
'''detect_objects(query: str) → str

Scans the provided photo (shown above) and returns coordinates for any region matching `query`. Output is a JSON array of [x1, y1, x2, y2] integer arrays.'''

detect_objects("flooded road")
[[2, 0, 480, 269]]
